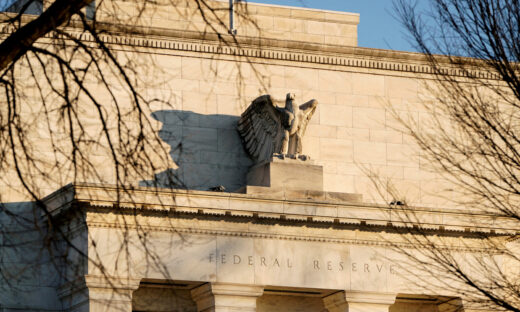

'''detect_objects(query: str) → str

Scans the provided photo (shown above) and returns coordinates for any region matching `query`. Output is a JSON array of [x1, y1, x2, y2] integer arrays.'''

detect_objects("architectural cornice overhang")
[[43, 183, 517, 236], [0, 14, 499, 79]]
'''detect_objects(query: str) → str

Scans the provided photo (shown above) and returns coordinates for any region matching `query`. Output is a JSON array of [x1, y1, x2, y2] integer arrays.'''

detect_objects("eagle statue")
[[237, 93, 318, 163]]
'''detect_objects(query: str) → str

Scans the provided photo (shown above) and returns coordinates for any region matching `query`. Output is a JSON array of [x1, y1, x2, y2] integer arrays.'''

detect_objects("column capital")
[[59, 275, 141, 312], [83, 274, 142, 291], [191, 283, 264, 312], [323, 291, 349, 311], [323, 291, 396, 312], [344, 291, 397, 306]]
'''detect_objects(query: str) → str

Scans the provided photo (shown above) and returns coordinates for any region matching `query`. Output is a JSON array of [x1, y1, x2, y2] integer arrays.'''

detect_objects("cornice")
[[0, 21, 499, 79], [43, 183, 517, 237]]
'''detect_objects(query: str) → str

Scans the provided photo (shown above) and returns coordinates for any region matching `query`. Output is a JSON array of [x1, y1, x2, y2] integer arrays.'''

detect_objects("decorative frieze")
[[0, 24, 499, 80]]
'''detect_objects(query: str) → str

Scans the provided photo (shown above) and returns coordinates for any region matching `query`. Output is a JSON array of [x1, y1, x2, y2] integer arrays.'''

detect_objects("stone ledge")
[[42, 183, 520, 234], [238, 185, 362, 203], [0, 17, 497, 80]]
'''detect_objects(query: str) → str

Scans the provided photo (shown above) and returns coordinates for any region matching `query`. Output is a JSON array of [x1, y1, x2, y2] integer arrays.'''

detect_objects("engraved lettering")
[[207, 253, 395, 274]]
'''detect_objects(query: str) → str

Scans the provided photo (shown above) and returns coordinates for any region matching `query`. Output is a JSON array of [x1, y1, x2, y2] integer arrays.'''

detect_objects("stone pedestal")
[[191, 283, 264, 312], [242, 157, 362, 202], [246, 157, 323, 192], [323, 291, 396, 312]]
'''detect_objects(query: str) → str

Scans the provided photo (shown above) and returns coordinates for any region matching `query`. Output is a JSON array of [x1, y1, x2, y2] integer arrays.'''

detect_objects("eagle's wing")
[[237, 95, 284, 163], [297, 99, 318, 138]]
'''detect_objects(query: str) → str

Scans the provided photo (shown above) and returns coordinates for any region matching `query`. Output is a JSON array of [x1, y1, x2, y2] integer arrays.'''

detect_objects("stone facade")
[[45, 183, 502, 312], [1, 0, 453, 207], [0, 1, 508, 311]]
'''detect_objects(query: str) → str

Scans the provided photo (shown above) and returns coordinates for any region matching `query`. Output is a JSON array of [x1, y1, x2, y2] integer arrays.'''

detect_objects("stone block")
[[181, 126, 219, 153], [246, 158, 323, 192], [239, 186, 362, 203], [323, 173, 355, 193], [320, 104, 353, 127], [336, 163, 364, 176], [217, 95, 242, 115], [318, 70, 352, 93], [305, 20, 326, 35], [386, 143, 417, 166], [228, 195, 284, 213], [291, 8, 325, 20], [181, 57, 203, 80], [324, 12, 360, 24], [325, 191, 362, 203], [352, 73, 385, 97], [201, 81, 239, 96], [261, 64, 286, 88], [354, 141, 387, 165], [337, 127, 370, 140], [273, 17, 305, 32], [285, 67, 319, 91], [317, 160, 337, 174], [385, 76, 419, 100], [255, 5, 291, 17], [370, 129, 403, 144], [353, 107, 386, 130], [301, 136, 321, 159], [320, 138, 353, 162], [324, 22, 350, 36], [324, 35, 357, 46], [182, 91, 217, 114], [254, 15, 275, 30], [290, 32, 324, 44], [306, 124, 337, 138], [304, 90, 335, 106], [354, 176, 389, 204]]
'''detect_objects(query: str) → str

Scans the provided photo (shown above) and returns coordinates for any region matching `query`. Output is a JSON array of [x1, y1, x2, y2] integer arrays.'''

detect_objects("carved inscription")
[[209, 253, 398, 274], [210, 253, 293, 268]]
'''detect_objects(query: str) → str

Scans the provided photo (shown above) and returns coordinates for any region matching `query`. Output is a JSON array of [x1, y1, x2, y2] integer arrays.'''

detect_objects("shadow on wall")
[[0, 201, 62, 311], [142, 110, 253, 192]]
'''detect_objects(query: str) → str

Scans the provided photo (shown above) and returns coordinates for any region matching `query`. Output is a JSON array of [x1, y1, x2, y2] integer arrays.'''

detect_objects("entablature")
[[43, 183, 518, 237], [0, 12, 498, 80]]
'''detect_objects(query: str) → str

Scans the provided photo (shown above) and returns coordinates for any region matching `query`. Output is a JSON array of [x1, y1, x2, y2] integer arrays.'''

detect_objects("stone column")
[[323, 291, 396, 312], [61, 275, 141, 312], [190, 283, 264, 312], [437, 298, 464, 312]]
